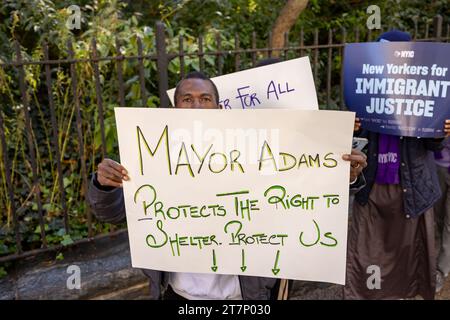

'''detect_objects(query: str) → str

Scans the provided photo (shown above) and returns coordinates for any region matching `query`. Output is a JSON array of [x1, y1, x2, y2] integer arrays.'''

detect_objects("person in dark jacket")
[[344, 30, 450, 300], [88, 71, 367, 300], [433, 137, 450, 293]]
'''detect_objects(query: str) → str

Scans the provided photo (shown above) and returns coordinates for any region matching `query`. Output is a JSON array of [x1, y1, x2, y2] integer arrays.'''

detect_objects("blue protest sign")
[[344, 42, 450, 137]]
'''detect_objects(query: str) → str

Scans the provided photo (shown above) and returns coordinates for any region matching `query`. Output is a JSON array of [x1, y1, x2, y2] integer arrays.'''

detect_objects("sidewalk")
[[436, 276, 450, 300]]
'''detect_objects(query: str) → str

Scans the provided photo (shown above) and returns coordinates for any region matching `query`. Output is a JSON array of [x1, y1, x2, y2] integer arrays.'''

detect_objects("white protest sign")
[[166, 57, 319, 110], [115, 108, 354, 284]]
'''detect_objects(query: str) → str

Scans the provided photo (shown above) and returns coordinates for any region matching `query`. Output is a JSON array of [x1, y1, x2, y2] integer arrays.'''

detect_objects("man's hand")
[[445, 119, 450, 137], [97, 158, 129, 188], [342, 149, 367, 183], [354, 117, 361, 132]]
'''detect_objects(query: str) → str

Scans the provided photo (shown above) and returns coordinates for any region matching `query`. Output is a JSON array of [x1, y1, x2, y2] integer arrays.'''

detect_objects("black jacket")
[[354, 129, 443, 218]]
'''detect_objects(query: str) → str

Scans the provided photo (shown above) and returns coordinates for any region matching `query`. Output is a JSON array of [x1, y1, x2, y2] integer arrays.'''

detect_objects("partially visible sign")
[[167, 57, 318, 110]]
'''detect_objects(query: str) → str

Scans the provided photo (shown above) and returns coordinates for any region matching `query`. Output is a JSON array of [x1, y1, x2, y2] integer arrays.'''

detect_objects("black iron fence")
[[1, 16, 449, 264]]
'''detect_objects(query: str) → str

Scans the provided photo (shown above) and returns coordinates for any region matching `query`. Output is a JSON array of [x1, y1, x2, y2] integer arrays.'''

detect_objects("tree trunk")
[[270, 0, 309, 57]]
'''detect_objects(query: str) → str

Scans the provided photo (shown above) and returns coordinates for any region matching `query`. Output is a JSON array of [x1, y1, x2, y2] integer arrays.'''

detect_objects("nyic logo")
[[394, 50, 415, 58]]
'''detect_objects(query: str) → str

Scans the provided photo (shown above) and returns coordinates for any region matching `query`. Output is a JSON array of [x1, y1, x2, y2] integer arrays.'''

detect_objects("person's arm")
[[353, 117, 361, 134], [87, 173, 125, 224], [423, 138, 444, 151], [86, 158, 129, 225], [424, 119, 450, 151], [349, 172, 366, 194]]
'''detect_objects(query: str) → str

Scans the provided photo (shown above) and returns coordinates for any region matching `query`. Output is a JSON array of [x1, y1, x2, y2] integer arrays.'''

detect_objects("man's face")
[[175, 78, 219, 109]]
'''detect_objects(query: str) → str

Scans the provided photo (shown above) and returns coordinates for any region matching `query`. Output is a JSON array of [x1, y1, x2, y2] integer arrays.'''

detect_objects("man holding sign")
[[88, 71, 366, 300], [344, 30, 450, 300]]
